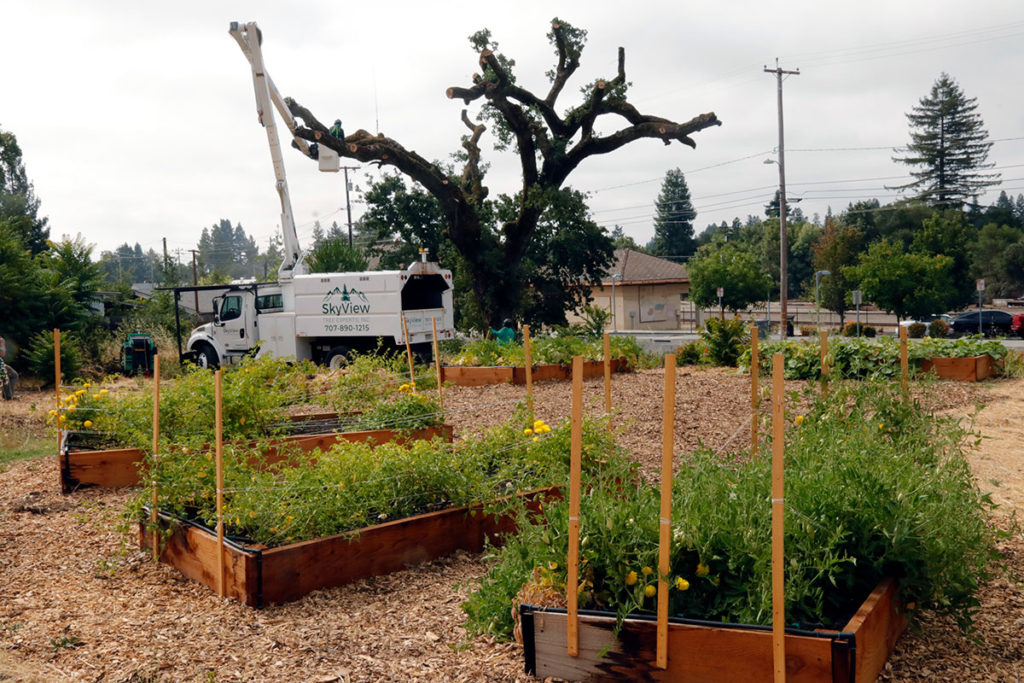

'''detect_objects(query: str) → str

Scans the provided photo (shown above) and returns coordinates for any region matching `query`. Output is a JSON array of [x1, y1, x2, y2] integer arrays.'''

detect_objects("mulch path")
[[0, 368, 1021, 681]]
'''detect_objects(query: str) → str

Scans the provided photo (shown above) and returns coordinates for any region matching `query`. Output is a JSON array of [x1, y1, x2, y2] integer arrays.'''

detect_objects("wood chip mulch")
[[0, 369, 1021, 681]]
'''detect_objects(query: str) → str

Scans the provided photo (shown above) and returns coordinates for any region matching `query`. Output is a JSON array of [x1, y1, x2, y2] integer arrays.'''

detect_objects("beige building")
[[570, 249, 692, 331]]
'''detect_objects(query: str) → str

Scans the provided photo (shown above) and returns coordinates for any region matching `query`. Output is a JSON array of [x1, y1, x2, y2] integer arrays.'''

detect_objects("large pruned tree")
[[285, 19, 720, 327], [891, 73, 1000, 208]]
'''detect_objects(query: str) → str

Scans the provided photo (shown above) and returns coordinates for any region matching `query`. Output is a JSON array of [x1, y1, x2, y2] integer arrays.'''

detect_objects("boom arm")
[[229, 21, 309, 280]]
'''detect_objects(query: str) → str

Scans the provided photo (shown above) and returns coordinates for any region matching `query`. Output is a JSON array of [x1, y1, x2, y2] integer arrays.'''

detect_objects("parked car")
[[1011, 313, 1024, 337], [949, 310, 1014, 337]]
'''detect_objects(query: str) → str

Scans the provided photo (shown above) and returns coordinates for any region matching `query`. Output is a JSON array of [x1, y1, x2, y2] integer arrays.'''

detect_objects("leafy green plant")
[[675, 340, 707, 366], [700, 317, 749, 367], [465, 381, 996, 638], [907, 322, 927, 338], [24, 329, 82, 386], [928, 319, 950, 338], [862, 325, 877, 337], [49, 635, 83, 652]]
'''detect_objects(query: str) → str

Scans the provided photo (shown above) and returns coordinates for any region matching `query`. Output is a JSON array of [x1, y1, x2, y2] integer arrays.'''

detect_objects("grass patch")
[[0, 432, 50, 465]]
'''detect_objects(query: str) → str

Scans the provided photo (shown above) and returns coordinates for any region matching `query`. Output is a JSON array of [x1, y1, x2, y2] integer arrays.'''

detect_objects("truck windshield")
[[220, 295, 243, 321]]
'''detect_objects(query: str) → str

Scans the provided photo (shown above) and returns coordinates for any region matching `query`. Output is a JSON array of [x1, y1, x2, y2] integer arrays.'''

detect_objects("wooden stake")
[[401, 314, 416, 390], [151, 354, 161, 561], [431, 317, 444, 411], [819, 329, 829, 398], [54, 329, 62, 465], [899, 326, 909, 396], [771, 353, 786, 683], [566, 355, 583, 657], [603, 332, 612, 428], [656, 353, 677, 669], [523, 325, 534, 423], [215, 369, 225, 598], [750, 325, 759, 457]]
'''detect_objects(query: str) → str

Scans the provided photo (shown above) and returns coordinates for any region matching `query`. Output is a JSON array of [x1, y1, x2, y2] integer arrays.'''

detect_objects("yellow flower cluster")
[[398, 382, 416, 393], [624, 565, 694, 596], [524, 419, 552, 442]]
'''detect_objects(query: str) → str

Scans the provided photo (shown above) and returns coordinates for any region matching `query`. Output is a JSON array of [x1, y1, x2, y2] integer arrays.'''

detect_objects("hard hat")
[[334, 119, 342, 125]]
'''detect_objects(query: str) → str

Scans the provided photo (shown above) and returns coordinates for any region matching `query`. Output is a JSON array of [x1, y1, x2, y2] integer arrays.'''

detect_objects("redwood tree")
[[286, 19, 720, 326]]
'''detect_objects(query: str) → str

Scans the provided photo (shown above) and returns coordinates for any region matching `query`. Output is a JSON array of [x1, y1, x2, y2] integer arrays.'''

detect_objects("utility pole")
[[162, 237, 169, 284], [188, 249, 200, 313], [340, 165, 360, 248], [764, 60, 799, 339]]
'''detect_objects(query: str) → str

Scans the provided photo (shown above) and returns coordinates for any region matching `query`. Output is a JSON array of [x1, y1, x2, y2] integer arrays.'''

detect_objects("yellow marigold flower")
[[533, 420, 545, 430], [48, 409, 56, 417], [625, 570, 638, 586], [548, 561, 558, 571], [83, 383, 90, 389], [75, 389, 86, 397], [285, 515, 294, 523], [532, 437, 539, 443], [58, 415, 66, 424], [398, 383, 411, 392], [675, 577, 690, 591], [99, 389, 109, 395], [795, 415, 804, 427], [641, 566, 653, 576], [878, 423, 884, 430], [83, 420, 93, 429], [644, 584, 657, 598], [696, 562, 710, 577], [239, 417, 246, 425], [67, 405, 76, 412], [524, 428, 533, 435], [541, 425, 552, 433]]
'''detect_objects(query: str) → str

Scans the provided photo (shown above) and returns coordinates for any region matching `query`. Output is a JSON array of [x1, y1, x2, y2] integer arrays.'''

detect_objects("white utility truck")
[[186, 22, 454, 368]]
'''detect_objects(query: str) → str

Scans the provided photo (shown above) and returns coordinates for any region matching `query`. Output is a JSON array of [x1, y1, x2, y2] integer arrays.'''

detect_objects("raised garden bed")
[[442, 359, 628, 387], [521, 577, 906, 683], [59, 424, 454, 493], [139, 486, 558, 607], [920, 354, 997, 381]]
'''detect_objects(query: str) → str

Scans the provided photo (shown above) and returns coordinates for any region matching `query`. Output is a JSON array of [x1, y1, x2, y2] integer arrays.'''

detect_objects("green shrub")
[[464, 382, 996, 637], [25, 330, 82, 386], [675, 340, 706, 366], [907, 322, 927, 338], [862, 325, 877, 338], [928, 319, 950, 338], [700, 318, 749, 367]]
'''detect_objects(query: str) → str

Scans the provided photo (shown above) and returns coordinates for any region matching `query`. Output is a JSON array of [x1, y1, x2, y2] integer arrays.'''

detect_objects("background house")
[[569, 249, 693, 331]]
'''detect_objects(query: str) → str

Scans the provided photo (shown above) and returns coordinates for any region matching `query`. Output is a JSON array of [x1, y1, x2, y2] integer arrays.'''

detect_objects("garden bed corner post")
[[524, 325, 534, 422], [401, 314, 416, 391], [899, 326, 909, 395], [657, 353, 677, 669], [750, 325, 759, 457], [54, 329, 62, 471], [603, 332, 612, 430], [151, 354, 161, 561], [771, 353, 786, 683], [566, 355, 584, 657], [431, 317, 444, 410], [215, 369, 225, 598]]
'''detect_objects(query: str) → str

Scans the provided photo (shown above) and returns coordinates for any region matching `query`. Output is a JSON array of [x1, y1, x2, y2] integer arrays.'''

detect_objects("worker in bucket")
[[329, 119, 345, 139], [0, 336, 17, 400]]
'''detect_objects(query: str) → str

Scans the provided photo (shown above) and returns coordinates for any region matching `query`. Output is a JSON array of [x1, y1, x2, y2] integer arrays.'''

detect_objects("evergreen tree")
[[646, 168, 697, 261], [891, 73, 1000, 207], [0, 127, 49, 254]]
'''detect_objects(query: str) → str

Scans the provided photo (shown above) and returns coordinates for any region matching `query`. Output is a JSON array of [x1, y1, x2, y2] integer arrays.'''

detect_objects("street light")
[[611, 273, 622, 332], [815, 270, 831, 330]]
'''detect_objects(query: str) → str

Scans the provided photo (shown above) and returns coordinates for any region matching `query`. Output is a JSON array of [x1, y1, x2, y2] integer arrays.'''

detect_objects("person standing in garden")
[[0, 336, 17, 400], [490, 319, 515, 345]]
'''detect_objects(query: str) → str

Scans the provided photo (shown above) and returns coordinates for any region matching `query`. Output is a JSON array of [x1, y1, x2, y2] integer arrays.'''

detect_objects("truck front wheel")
[[194, 343, 219, 369], [325, 346, 350, 370]]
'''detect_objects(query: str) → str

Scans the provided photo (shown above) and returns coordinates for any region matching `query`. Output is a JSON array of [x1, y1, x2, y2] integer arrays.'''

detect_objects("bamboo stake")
[[151, 354, 161, 561], [566, 355, 583, 657], [215, 369, 225, 598], [899, 325, 909, 396], [431, 317, 444, 411], [819, 329, 829, 398], [54, 329, 61, 461], [401, 314, 416, 391], [750, 325, 759, 457], [603, 332, 612, 428], [656, 353, 677, 669], [523, 325, 534, 423], [771, 353, 786, 683]]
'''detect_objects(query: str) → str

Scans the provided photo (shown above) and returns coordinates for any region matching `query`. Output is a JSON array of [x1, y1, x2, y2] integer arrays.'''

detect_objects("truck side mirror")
[[213, 300, 222, 326]]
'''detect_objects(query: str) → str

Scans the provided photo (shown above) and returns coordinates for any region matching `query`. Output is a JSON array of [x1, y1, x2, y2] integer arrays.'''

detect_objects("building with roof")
[[568, 248, 693, 331]]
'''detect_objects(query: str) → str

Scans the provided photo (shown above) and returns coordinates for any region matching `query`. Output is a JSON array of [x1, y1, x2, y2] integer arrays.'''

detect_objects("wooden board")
[[440, 366, 515, 386], [62, 424, 454, 492], [140, 487, 558, 607], [444, 360, 628, 387], [920, 355, 995, 382], [522, 578, 906, 683]]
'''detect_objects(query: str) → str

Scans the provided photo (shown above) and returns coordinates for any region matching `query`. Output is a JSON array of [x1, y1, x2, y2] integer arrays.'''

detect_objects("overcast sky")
[[3, 0, 1023, 264]]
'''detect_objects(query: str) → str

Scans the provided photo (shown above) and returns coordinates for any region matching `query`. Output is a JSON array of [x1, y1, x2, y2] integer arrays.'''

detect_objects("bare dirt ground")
[[0, 369, 1021, 682]]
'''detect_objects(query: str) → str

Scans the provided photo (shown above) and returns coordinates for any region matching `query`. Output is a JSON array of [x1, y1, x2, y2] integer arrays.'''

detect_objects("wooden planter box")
[[442, 359, 628, 387], [59, 424, 454, 493], [521, 577, 906, 683], [139, 487, 558, 607], [920, 354, 996, 381]]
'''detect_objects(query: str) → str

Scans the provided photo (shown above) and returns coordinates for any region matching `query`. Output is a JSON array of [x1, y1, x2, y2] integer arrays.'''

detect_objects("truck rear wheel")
[[325, 346, 350, 370], [194, 343, 219, 369]]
